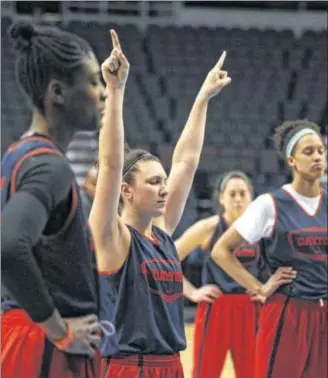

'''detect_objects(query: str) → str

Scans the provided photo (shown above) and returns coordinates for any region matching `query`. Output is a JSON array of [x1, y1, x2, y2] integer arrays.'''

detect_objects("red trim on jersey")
[[7, 136, 56, 153], [10, 148, 63, 194], [9, 146, 79, 239], [268, 193, 278, 239], [144, 232, 160, 246], [98, 267, 121, 276], [282, 187, 323, 217]]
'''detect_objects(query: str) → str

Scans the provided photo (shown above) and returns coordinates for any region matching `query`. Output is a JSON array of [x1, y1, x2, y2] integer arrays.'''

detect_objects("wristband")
[[53, 322, 74, 350]]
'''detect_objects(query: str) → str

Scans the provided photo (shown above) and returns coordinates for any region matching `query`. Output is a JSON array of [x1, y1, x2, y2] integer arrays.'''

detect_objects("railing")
[[1, 1, 326, 34]]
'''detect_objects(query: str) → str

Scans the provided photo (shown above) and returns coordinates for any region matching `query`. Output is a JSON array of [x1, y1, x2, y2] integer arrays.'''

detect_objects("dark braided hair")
[[8, 21, 93, 115], [273, 119, 322, 159], [119, 149, 161, 211]]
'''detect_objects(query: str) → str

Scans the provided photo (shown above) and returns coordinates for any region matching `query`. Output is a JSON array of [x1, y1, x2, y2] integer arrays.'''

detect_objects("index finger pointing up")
[[215, 50, 227, 70], [110, 29, 122, 51]]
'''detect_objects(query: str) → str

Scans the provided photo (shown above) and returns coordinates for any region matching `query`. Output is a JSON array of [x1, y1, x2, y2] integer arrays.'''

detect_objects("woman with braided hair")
[[1, 21, 106, 377], [212, 120, 327, 378]]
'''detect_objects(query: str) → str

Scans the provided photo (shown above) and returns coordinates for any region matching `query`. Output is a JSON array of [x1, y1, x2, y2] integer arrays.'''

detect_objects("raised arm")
[[154, 52, 231, 235], [175, 215, 219, 260], [89, 30, 131, 271]]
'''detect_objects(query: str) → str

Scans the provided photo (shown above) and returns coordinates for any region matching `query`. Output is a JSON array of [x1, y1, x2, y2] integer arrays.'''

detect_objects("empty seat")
[[259, 149, 279, 174], [157, 144, 174, 170]]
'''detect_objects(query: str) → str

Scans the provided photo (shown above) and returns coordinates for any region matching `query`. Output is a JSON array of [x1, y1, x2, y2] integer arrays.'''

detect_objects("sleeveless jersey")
[[264, 188, 327, 300], [100, 225, 186, 357], [1, 136, 99, 317], [202, 216, 264, 293]]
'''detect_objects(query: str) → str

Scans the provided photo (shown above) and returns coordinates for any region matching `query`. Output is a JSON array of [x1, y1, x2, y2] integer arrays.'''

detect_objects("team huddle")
[[1, 21, 327, 378]]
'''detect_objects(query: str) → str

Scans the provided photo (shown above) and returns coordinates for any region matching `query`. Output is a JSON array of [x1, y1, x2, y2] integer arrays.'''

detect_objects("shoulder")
[[235, 193, 276, 226], [202, 214, 220, 227], [15, 154, 75, 209], [250, 193, 275, 212], [233, 194, 276, 243], [17, 153, 74, 186], [191, 215, 219, 233], [20, 152, 71, 171]]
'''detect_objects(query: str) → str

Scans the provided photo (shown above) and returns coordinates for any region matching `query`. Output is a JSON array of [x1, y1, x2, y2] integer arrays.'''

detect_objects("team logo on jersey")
[[141, 259, 183, 302], [233, 243, 260, 267], [288, 227, 328, 260]]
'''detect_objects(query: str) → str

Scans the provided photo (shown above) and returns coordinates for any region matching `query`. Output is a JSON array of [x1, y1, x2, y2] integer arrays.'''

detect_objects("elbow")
[[183, 154, 200, 167], [177, 251, 186, 262], [211, 243, 226, 266], [186, 156, 200, 169]]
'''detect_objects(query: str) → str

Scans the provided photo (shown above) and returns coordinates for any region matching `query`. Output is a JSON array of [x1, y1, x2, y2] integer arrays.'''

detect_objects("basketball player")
[[89, 30, 231, 377], [175, 171, 292, 378], [1, 21, 106, 378], [211, 120, 327, 378]]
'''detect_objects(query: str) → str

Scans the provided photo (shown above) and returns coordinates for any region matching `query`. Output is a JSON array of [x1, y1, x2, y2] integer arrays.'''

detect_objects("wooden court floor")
[[181, 323, 236, 378]]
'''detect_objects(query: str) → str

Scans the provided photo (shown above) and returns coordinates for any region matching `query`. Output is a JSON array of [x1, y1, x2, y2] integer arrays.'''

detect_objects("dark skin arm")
[[2, 154, 73, 336]]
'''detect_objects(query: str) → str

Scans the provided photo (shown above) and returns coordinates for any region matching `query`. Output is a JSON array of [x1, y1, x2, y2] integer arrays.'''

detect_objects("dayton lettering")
[[151, 269, 183, 283], [296, 236, 328, 247], [288, 227, 328, 260], [141, 259, 183, 302]]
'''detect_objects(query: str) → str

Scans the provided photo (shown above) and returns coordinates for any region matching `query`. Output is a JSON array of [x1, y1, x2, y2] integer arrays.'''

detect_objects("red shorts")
[[256, 293, 328, 378], [102, 353, 184, 378], [1, 309, 101, 378], [193, 294, 260, 378]]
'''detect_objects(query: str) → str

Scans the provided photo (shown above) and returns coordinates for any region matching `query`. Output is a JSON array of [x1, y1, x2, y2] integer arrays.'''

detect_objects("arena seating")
[[1, 18, 327, 236]]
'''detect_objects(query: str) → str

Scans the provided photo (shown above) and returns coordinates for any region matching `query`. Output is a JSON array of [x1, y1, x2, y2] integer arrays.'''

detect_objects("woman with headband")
[[89, 30, 231, 377], [212, 120, 327, 378], [175, 171, 290, 378]]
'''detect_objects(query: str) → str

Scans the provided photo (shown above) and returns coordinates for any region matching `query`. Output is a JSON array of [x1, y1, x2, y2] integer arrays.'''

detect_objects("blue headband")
[[285, 128, 318, 158]]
